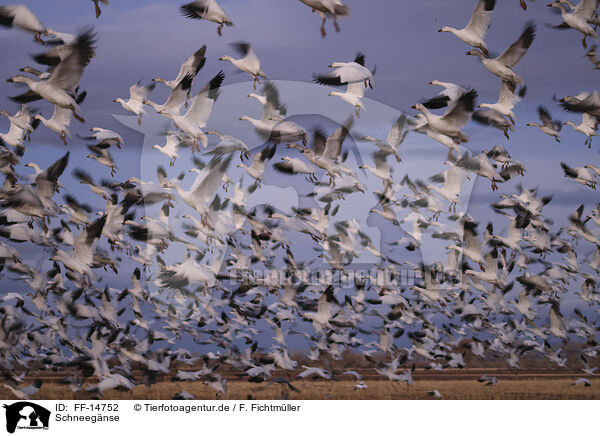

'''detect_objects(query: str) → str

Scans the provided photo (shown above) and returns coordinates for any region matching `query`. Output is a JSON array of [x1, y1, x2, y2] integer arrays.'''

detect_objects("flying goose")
[[0, 4, 50, 43], [527, 106, 562, 142], [180, 0, 234, 36], [298, 0, 350, 38], [473, 108, 514, 139], [238, 144, 277, 184], [561, 162, 597, 188], [412, 89, 478, 143], [313, 52, 374, 89], [143, 74, 193, 120], [153, 45, 207, 92], [328, 81, 366, 117], [205, 130, 250, 160], [7, 29, 97, 123], [219, 42, 266, 90], [361, 115, 407, 162], [560, 90, 600, 118], [421, 81, 467, 110], [274, 156, 318, 182], [114, 81, 156, 125], [87, 144, 117, 176], [0, 105, 36, 147], [242, 82, 287, 139], [564, 113, 598, 147], [547, 0, 599, 49], [34, 105, 73, 145], [92, 0, 109, 18], [478, 81, 526, 125], [165, 71, 225, 151], [466, 21, 536, 91], [81, 127, 124, 149], [439, 0, 496, 55]]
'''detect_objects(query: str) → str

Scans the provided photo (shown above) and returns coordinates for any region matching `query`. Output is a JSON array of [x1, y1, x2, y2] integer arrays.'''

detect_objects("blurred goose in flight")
[[298, 0, 350, 38], [34, 105, 73, 145], [7, 29, 97, 123], [547, 0, 599, 49], [274, 156, 318, 182], [313, 52, 375, 90], [466, 21, 536, 91], [412, 89, 478, 143], [527, 106, 562, 142], [560, 90, 600, 119], [114, 81, 156, 125], [153, 132, 189, 166], [561, 162, 597, 188], [584, 45, 600, 68], [180, 0, 233, 36], [87, 144, 117, 176], [0, 4, 50, 43], [328, 81, 366, 117], [248, 81, 287, 122], [153, 45, 207, 93], [81, 127, 124, 149], [439, 0, 496, 55], [478, 81, 526, 125], [92, 0, 109, 19], [238, 145, 277, 184], [361, 115, 407, 162], [0, 105, 36, 147], [421, 81, 467, 110], [163, 71, 225, 151], [205, 130, 250, 160], [219, 42, 266, 90], [564, 113, 598, 147], [473, 108, 514, 139]]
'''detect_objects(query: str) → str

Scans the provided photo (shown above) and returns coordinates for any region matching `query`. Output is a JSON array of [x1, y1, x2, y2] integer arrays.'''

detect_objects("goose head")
[[6, 75, 31, 84], [465, 49, 485, 58], [218, 55, 233, 62], [438, 26, 453, 33], [329, 62, 345, 68], [411, 103, 426, 112]]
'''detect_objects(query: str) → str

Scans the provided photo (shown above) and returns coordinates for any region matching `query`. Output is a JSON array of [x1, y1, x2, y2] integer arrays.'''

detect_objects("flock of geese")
[[0, 0, 599, 400]]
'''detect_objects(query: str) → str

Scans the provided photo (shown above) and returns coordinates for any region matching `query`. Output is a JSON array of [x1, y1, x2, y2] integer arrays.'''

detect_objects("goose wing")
[[36, 152, 69, 200], [496, 21, 535, 68], [74, 215, 106, 260], [441, 89, 477, 128], [323, 117, 352, 161], [47, 29, 97, 92], [231, 42, 260, 71], [130, 81, 155, 102], [185, 71, 224, 127], [464, 0, 496, 40], [386, 115, 407, 148], [573, 0, 600, 20], [191, 155, 231, 201], [174, 45, 207, 85]]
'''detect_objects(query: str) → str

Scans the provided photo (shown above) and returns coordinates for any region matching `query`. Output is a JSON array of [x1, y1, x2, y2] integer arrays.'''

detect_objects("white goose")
[[7, 29, 97, 123], [0, 4, 50, 42], [313, 52, 374, 90], [167, 71, 225, 151], [114, 81, 156, 125], [411, 89, 477, 143], [219, 42, 267, 90], [564, 113, 598, 147], [478, 81, 526, 125], [526, 106, 562, 142], [328, 81, 366, 117], [421, 81, 467, 109], [466, 22, 536, 90], [0, 105, 35, 147], [361, 115, 407, 162], [152, 45, 207, 90], [298, 0, 350, 38], [548, 0, 599, 49], [439, 0, 496, 55], [180, 0, 234, 36], [34, 105, 72, 145], [561, 162, 597, 188]]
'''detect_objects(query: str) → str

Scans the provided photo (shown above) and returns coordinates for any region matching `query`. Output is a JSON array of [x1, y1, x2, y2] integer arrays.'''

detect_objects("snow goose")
[[219, 42, 266, 90], [428, 162, 468, 212], [466, 21, 536, 90], [167, 71, 225, 151], [87, 143, 117, 176], [238, 144, 276, 184], [561, 162, 597, 188], [143, 74, 193, 120], [313, 52, 374, 90], [248, 81, 287, 121], [456, 152, 503, 190], [153, 45, 206, 91], [547, 0, 599, 49], [564, 113, 598, 147], [473, 108, 514, 139], [411, 89, 477, 143], [7, 29, 97, 123], [19, 66, 51, 79], [0, 105, 35, 147], [485, 144, 513, 168], [0, 4, 50, 43], [408, 114, 460, 151], [359, 150, 393, 187], [298, 0, 350, 38], [560, 90, 600, 118], [81, 127, 124, 149], [268, 118, 309, 145], [421, 81, 467, 109], [526, 106, 562, 142], [180, 0, 233, 36], [479, 81, 526, 124], [34, 105, 73, 145], [92, 0, 109, 19], [274, 156, 318, 182], [361, 115, 407, 162], [439, 0, 496, 55], [328, 81, 366, 117], [204, 130, 250, 160], [114, 81, 156, 125]]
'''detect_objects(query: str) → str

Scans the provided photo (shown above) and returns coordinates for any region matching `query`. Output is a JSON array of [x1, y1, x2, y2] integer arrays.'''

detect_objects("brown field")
[[2, 376, 599, 400]]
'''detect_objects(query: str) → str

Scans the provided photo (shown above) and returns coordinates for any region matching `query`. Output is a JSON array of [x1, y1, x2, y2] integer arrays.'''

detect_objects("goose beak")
[[465, 51, 473, 55], [218, 56, 225, 61], [437, 29, 443, 32], [6, 78, 14, 83], [411, 105, 417, 109]]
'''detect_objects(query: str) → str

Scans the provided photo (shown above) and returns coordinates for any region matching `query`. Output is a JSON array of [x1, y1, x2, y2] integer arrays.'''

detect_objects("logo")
[[3, 402, 50, 434]]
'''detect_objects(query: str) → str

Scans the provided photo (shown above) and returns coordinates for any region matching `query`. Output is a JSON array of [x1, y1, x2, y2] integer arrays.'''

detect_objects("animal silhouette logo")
[[2, 402, 50, 434]]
